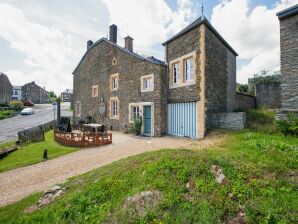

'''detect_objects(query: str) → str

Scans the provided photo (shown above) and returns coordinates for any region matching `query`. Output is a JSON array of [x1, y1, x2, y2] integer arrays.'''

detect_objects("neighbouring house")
[[256, 82, 281, 108], [61, 89, 73, 102], [12, 86, 22, 101], [73, 17, 238, 139], [0, 72, 13, 104], [22, 81, 50, 104], [276, 4, 298, 117]]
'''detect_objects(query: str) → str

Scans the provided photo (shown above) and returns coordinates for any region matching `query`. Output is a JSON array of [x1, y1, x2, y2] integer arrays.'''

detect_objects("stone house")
[[277, 4, 298, 116], [12, 86, 22, 101], [0, 72, 13, 104], [73, 17, 238, 139], [22, 81, 50, 104], [61, 89, 73, 102]]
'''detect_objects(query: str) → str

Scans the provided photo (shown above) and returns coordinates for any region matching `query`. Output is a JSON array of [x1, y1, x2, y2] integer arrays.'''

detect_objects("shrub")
[[247, 108, 276, 133], [9, 100, 23, 111], [0, 110, 14, 120], [276, 113, 298, 137], [133, 116, 143, 135]]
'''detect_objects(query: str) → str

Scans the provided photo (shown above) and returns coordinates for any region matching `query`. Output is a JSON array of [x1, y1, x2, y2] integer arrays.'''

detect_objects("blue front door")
[[143, 106, 151, 136]]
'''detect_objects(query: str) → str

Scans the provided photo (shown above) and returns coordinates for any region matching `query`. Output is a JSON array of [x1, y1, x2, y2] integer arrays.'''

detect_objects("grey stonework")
[[226, 50, 237, 112], [22, 82, 50, 104], [166, 27, 201, 103], [279, 14, 298, 110], [236, 93, 256, 110], [0, 73, 13, 104], [73, 40, 167, 136], [256, 82, 281, 108], [209, 112, 246, 131]]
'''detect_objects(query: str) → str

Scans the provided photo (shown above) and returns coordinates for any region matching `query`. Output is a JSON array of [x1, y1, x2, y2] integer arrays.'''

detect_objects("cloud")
[[211, 0, 298, 83], [102, 0, 197, 54]]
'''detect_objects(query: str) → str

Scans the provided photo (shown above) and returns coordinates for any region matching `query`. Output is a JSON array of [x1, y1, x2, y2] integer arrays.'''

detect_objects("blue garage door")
[[168, 102, 197, 139]]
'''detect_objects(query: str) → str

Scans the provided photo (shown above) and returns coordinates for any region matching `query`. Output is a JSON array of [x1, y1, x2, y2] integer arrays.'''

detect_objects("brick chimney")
[[87, 40, 93, 49], [109, 24, 117, 44], [124, 36, 133, 52]]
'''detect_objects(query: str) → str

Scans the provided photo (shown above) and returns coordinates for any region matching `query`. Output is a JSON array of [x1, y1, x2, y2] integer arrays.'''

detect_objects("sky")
[[0, 0, 297, 94]]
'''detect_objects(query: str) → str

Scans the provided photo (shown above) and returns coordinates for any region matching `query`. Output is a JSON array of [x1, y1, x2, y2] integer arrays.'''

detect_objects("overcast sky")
[[0, 0, 297, 94]]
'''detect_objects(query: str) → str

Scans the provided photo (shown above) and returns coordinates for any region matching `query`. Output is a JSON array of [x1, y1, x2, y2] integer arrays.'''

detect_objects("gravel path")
[[0, 132, 194, 207]]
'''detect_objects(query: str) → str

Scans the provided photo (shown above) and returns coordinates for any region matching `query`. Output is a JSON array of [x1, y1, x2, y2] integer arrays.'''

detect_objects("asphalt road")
[[0, 103, 72, 143]]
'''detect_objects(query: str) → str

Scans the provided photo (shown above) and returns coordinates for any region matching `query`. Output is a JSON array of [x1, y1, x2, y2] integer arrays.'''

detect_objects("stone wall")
[[256, 82, 281, 108], [226, 50, 236, 112], [22, 82, 50, 104], [210, 112, 246, 131], [165, 27, 201, 103], [0, 73, 13, 104], [73, 40, 167, 136], [279, 14, 298, 110], [236, 93, 256, 110], [18, 121, 55, 144]]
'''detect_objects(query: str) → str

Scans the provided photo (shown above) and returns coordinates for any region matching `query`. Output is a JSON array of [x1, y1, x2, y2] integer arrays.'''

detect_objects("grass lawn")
[[0, 130, 297, 223], [0, 130, 77, 173]]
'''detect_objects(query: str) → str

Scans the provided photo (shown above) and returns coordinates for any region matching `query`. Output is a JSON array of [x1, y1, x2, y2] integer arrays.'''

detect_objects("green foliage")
[[248, 70, 281, 95], [0, 131, 297, 223], [132, 116, 142, 135], [236, 84, 249, 94], [0, 130, 77, 172], [49, 91, 57, 98], [247, 108, 277, 133], [276, 113, 298, 137], [0, 110, 16, 120], [9, 100, 23, 111]]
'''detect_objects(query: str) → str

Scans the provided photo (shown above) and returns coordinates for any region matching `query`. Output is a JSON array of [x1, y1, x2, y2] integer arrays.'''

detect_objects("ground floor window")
[[131, 106, 140, 121], [111, 100, 118, 117], [75, 101, 81, 117]]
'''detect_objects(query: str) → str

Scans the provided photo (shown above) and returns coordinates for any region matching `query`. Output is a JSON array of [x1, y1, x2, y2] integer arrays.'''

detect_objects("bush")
[[247, 108, 276, 133], [9, 100, 23, 111], [0, 110, 14, 120], [133, 116, 143, 135], [276, 113, 298, 137]]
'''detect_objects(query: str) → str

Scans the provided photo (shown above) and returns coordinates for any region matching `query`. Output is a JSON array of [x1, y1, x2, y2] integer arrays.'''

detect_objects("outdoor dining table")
[[82, 123, 103, 133]]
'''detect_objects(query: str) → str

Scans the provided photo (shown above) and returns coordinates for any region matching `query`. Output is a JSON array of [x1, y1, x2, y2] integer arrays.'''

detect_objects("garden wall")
[[210, 112, 246, 131], [236, 93, 256, 110], [256, 82, 281, 108], [18, 120, 55, 144]]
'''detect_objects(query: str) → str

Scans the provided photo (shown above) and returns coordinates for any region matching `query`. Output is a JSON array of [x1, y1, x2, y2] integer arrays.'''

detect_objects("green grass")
[[0, 131, 77, 173], [0, 140, 17, 151], [0, 131, 297, 223]]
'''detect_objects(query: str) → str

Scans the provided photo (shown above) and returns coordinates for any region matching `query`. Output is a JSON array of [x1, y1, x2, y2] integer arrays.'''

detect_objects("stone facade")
[[22, 82, 50, 104], [256, 82, 281, 108], [61, 89, 73, 102], [236, 93, 256, 110], [278, 6, 298, 110], [210, 112, 246, 131], [0, 73, 13, 104], [73, 39, 167, 136]]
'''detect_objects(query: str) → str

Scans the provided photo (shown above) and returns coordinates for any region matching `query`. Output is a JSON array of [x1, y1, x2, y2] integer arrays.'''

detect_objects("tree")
[[49, 91, 57, 98]]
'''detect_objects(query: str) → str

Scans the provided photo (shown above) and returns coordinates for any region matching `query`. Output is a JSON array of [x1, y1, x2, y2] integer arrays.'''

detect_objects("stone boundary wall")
[[210, 112, 246, 131], [18, 120, 55, 144], [256, 82, 281, 108], [236, 93, 256, 110]]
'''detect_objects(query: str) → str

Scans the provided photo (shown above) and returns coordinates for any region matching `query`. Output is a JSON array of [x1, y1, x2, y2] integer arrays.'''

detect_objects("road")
[[0, 103, 72, 143]]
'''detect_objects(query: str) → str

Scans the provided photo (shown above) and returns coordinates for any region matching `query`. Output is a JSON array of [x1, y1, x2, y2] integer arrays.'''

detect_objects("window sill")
[[110, 88, 118, 92], [141, 88, 154, 93], [169, 81, 195, 89], [110, 116, 119, 120]]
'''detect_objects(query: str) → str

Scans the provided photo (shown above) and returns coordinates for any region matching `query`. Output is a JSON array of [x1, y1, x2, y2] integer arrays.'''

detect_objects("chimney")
[[124, 36, 133, 52], [87, 40, 93, 50], [109, 24, 117, 44]]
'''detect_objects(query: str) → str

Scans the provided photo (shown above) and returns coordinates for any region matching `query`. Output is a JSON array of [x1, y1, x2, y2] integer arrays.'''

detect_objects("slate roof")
[[277, 4, 298, 20], [162, 17, 238, 56], [73, 38, 166, 74]]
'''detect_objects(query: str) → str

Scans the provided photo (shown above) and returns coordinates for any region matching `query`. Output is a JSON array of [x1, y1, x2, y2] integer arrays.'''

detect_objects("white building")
[[12, 86, 22, 101]]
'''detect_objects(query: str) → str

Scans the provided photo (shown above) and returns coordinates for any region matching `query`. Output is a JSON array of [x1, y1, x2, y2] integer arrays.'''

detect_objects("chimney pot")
[[87, 40, 93, 50], [109, 24, 117, 44], [124, 36, 133, 52]]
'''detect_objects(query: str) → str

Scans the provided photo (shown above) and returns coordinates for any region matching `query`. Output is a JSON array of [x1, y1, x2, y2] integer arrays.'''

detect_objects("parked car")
[[20, 108, 35, 115], [23, 100, 34, 107]]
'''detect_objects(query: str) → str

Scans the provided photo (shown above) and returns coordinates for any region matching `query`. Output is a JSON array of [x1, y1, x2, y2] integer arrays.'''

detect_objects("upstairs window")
[[144, 78, 153, 90], [111, 77, 118, 90], [110, 73, 119, 91], [184, 58, 193, 82], [141, 74, 154, 92], [173, 63, 180, 84], [92, 85, 98, 97]]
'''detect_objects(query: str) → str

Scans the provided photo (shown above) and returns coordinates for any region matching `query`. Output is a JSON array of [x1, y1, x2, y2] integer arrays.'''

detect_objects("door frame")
[[140, 102, 154, 137]]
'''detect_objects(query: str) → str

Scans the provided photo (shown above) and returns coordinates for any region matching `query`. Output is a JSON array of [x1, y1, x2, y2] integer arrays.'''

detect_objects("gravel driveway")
[[0, 132, 194, 207]]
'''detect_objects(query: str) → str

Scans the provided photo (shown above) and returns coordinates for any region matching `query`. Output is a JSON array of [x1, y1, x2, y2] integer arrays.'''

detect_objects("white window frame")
[[141, 74, 154, 92], [110, 73, 119, 91], [110, 97, 119, 119], [173, 63, 180, 84], [184, 58, 193, 82]]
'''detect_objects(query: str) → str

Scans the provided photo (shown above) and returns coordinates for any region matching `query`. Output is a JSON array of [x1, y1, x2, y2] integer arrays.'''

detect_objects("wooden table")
[[83, 123, 103, 133]]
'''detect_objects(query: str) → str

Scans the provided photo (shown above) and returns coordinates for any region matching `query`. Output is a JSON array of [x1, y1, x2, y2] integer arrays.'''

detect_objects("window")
[[110, 97, 119, 119], [141, 74, 154, 92], [75, 102, 81, 117], [92, 85, 98, 97], [131, 106, 140, 121], [173, 63, 180, 84], [110, 73, 119, 91], [184, 58, 193, 82]]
